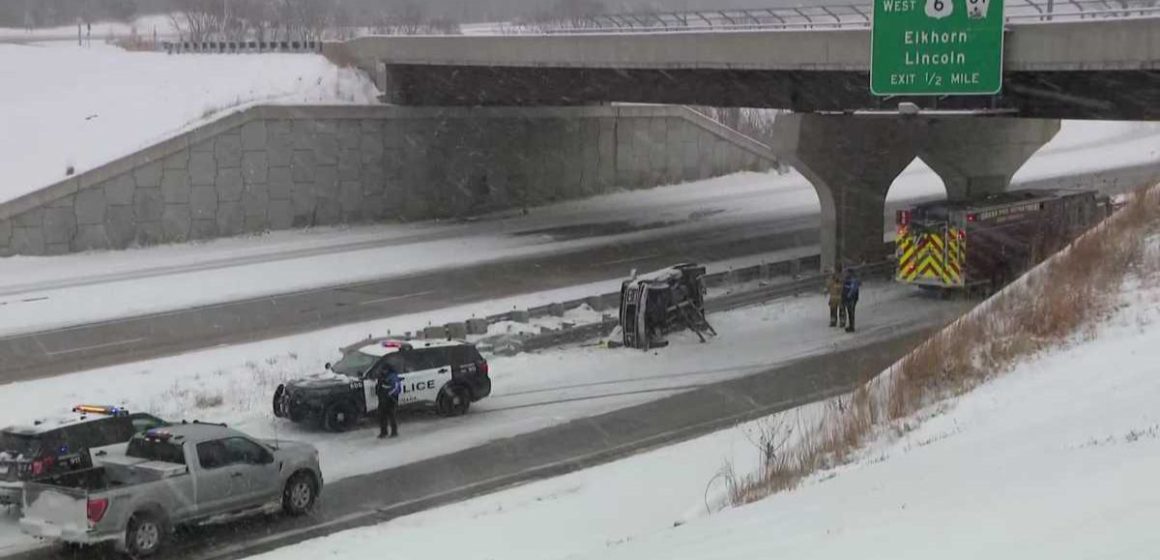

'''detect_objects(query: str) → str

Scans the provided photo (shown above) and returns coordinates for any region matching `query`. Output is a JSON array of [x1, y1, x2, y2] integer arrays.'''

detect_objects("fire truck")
[[895, 189, 1110, 292]]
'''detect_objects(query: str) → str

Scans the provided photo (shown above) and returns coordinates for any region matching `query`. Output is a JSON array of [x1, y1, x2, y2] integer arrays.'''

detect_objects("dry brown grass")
[[729, 185, 1160, 507]]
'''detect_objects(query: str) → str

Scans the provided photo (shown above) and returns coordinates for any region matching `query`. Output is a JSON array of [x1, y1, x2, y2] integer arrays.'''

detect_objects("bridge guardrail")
[[162, 40, 323, 54], [515, 0, 1159, 34]]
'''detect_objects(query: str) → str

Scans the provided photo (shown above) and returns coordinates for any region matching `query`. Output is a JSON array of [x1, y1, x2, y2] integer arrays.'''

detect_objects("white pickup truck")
[[20, 423, 322, 557]]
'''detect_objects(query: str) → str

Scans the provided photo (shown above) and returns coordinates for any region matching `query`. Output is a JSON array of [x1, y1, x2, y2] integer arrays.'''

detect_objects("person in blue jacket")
[[841, 268, 862, 333], [376, 364, 402, 438]]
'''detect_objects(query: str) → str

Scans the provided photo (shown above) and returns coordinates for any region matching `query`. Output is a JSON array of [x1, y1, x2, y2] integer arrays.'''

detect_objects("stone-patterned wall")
[[0, 105, 776, 256]]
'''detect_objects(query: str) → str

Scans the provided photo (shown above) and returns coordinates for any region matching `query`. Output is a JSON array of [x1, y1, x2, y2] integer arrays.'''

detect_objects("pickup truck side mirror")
[[324, 362, 331, 371]]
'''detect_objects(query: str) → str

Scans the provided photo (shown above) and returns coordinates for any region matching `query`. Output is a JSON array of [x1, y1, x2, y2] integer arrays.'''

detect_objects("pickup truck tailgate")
[[21, 483, 88, 538]]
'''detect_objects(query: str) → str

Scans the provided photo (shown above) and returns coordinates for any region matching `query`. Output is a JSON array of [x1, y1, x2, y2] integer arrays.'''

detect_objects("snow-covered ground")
[[0, 40, 377, 204], [246, 237, 1160, 560]]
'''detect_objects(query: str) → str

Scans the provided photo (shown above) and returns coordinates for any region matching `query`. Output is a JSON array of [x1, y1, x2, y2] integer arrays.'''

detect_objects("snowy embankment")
[[246, 203, 1160, 560], [0, 40, 377, 205]]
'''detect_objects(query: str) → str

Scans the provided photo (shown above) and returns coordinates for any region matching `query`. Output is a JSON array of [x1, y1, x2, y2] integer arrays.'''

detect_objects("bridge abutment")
[[0, 106, 776, 257]]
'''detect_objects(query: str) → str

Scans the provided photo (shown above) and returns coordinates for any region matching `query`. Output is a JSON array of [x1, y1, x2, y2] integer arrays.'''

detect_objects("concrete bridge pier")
[[774, 113, 1062, 272], [919, 118, 1061, 200], [772, 113, 917, 272]]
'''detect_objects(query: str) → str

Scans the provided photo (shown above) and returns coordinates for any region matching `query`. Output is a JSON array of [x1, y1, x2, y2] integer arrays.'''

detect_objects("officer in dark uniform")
[[375, 364, 401, 438], [841, 268, 862, 333]]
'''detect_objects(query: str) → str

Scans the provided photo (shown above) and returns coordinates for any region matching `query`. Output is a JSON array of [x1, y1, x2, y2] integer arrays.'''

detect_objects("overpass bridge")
[[335, 6, 1160, 270], [340, 4, 1160, 120]]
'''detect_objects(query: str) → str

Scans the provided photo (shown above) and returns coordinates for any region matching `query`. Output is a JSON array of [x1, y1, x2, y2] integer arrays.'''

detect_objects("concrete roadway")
[[6, 322, 947, 560], [0, 215, 819, 385]]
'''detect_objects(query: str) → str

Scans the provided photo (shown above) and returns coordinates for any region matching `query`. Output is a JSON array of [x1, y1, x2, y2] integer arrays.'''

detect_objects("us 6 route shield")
[[871, 0, 1005, 96]]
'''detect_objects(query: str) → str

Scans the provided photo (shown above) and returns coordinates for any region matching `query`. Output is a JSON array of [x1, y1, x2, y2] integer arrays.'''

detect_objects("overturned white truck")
[[619, 263, 715, 350]]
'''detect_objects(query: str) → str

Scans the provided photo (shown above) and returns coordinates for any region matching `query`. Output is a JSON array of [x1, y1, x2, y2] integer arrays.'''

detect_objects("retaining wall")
[[0, 105, 776, 256]]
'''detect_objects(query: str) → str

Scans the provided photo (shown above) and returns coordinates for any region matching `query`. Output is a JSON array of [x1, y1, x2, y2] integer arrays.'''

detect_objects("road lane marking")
[[44, 337, 146, 357], [357, 290, 436, 306]]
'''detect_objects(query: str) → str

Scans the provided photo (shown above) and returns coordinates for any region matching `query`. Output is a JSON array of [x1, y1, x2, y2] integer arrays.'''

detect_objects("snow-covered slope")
[[248, 237, 1160, 560], [0, 40, 377, 204]]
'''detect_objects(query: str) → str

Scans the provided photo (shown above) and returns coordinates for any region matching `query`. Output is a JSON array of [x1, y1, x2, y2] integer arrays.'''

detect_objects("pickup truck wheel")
[[126, 513, 165, 558], [322, 401, 359, 432], [283, 472, 317, 516]]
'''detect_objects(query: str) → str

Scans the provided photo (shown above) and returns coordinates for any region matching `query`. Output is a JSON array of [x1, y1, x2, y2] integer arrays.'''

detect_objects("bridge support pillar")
[[773, 113, 918, 272], [918, 118, 1060, 200]]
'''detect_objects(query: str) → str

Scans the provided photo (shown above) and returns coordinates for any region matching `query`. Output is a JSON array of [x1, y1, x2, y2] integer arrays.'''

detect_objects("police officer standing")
[[376, 364, 401, 439], [841, 268, 862, 333], [827, 271, 843, 328]]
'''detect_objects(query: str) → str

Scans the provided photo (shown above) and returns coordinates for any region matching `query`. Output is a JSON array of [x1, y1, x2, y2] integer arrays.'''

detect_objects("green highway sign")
[[871, 0, 1005, 96]]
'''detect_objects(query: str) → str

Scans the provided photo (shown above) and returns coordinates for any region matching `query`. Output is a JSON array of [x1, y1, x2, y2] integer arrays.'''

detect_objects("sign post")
[[871, 0, 1005, 96]]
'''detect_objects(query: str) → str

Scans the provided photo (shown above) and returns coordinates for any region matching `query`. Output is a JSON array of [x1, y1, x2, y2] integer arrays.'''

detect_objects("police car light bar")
[[143, 429, 173, 441], [73, 405, 129, 417]]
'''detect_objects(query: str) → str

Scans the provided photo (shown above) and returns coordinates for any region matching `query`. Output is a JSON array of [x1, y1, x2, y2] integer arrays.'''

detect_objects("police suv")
[[273, 339, 492, 432], [0, 405, 168, 505]]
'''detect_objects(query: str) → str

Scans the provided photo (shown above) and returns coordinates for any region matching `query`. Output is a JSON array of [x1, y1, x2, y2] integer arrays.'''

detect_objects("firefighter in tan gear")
[[827, 272, 844, 328]]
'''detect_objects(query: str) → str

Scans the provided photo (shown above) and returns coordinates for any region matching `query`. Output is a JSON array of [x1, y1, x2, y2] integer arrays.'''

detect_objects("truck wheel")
[[437, 386, 470, 417], [322, 401, 359, 432], [126, 512, 165, 558], [282, 472, 318, 516]]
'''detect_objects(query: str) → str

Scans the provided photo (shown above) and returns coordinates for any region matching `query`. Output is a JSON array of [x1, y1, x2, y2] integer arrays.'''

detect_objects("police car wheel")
[[322, 401, 359, 432], [437, 386, 470, 417], [272, 385, 285, 418]]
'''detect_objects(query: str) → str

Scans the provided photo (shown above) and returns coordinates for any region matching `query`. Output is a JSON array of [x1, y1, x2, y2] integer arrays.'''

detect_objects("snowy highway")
[[0, 281, 972, 557], [1, 291, 966, 560]]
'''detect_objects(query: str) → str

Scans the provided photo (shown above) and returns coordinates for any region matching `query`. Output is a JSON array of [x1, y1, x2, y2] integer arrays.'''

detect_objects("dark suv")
[[0, 406, 168, 505], [274, 339, 492, 432]]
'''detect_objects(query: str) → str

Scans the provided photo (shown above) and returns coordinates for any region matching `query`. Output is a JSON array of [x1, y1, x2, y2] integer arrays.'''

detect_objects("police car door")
[[398, 349, 445, 405]]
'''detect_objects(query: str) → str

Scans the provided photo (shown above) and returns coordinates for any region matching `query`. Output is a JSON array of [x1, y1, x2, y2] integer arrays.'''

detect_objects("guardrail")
[[513, 258, 894, 354], [388, 243, 895, 354], [513, 0, 1159, 34], [162, 40, 322, 54]]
